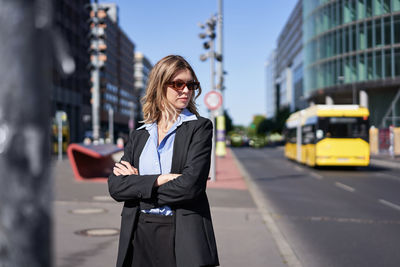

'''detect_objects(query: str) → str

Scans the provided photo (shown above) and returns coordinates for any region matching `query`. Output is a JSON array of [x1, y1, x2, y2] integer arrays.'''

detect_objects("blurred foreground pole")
[[0, 0, 53, 266]]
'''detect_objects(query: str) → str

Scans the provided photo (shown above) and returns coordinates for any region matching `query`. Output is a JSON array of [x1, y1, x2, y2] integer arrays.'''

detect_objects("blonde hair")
[[141, 55, 202, 125]]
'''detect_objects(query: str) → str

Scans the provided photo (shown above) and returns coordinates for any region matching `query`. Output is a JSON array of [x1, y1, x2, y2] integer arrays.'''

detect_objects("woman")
[[108, 55, 219, 267]]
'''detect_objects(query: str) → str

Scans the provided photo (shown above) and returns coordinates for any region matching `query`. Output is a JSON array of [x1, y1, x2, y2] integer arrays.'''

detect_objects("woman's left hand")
[[113, 160, 138, 176]]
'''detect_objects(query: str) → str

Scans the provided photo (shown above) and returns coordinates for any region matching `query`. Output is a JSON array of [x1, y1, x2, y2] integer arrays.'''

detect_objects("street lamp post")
[[108, 107, 114, 144], [87, 1, 108, 144]]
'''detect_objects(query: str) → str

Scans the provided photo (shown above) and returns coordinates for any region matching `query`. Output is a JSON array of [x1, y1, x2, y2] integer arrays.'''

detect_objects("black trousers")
[[130, 213, 176, 267]]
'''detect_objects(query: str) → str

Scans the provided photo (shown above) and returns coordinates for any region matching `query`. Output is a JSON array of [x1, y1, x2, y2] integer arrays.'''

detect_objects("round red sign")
[[204, 91, 223, 111]]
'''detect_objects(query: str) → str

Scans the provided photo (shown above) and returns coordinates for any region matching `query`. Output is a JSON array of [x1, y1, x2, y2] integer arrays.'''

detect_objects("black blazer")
[[108, 116, 219, 267]]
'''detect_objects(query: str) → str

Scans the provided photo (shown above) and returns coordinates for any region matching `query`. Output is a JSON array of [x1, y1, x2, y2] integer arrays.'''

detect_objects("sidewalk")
[[370, 154, 400, 169], [53, 148, 287, 267]]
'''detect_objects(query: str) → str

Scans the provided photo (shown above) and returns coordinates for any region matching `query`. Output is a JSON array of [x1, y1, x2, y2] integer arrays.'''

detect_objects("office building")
[[304, 0, 400, 126], [89, 3, 135, 138], [266, 50, 277, 118], [133, 52, 153, 125], [275, 0, 305, 112], [52, 0, 91, 143]]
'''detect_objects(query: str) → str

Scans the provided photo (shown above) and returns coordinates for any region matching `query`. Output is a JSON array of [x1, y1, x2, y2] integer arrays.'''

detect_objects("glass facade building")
[[134, 52, 153, 124], [276, 0, 304, 112], [304, 0, 400, 125], [266, 50, 277, 118]]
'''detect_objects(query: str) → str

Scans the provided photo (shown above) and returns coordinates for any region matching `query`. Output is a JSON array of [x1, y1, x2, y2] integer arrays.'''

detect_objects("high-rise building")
[[52, 0, 91, 143], [275, 0, 304, 112], [303, 0, 400, 126], [266, 50, 277, 118], [89, 3, 135, 138], [134, 52, 153, 125]]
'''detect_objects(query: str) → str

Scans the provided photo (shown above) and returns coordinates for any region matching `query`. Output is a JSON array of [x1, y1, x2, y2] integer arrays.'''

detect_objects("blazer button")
[[137, 192, 142, 198]]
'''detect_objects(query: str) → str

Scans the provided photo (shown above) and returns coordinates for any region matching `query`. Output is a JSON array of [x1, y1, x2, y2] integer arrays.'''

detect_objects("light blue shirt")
[[137, 108, 197, 215]]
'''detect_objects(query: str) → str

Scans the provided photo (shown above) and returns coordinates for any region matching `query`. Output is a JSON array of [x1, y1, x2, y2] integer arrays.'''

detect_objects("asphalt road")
[[232, 146, 400, 267]]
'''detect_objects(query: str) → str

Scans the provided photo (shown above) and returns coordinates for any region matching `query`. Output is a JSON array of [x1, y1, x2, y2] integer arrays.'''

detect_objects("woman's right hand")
[[155, 173, 180, 187], [113, 160, 138, 176]]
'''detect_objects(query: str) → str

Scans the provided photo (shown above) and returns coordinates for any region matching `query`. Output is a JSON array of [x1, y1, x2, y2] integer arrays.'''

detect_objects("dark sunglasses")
[[167, 80, 200, 91]]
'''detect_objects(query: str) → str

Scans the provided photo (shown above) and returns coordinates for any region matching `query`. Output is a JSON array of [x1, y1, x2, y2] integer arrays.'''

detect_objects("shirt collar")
[[136, 108, 197, 131]]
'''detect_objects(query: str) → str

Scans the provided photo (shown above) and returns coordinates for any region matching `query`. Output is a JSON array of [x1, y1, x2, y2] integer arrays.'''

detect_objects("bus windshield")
[[317, 117, 369, 140]]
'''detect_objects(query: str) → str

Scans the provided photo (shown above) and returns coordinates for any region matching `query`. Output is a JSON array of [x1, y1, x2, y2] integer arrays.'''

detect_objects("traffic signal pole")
[[209, 37, 216, 182], [215, 0, 227, 157], [199, 15, 218, 181]]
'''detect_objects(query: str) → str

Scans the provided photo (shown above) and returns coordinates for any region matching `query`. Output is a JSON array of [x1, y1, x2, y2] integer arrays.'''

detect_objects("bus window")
[[318, 117, 369, 140], [316, 129, 324, 139], [302, 124, 316, 144]]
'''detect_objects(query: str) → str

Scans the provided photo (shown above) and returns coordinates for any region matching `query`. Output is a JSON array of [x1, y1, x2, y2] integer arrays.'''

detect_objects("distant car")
[[249, 136, 266, 148]]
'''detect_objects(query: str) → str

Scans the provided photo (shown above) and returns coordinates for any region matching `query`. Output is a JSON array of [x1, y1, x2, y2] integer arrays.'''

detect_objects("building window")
[[357, 0, 366, 19], [351, 55, 357, 82], [359, 22, 366, 50], [338, 57, 344, 82], [358, 53, 366, 80], [344, 0, 351, 24], [384, 49, 392, 78], [367, 21, 373, 48], [344, 27, 349, 53], [394, 15, 400, 44], [375, 18, 383, 47], [373, 0, 382, 16], [366, 0, 373, 17], [375, 50, 383, 79], [338, 29, 343, 55], [394, 0, 400, 11], [384, 17, 391, 45], [344, 56, 352, 83], [367, 52, 374, 79], [383, 0, 390, 12], [395, 48, 400, 76], [351, 25, 357, 52]]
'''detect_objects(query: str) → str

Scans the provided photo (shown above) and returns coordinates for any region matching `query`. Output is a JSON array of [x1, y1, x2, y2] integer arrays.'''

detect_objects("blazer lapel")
[[133, 130, 149, 168], [171, 121, 194, 173]]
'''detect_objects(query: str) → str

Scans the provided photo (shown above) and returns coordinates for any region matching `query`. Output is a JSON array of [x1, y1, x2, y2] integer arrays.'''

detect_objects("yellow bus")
[[284, 105, 370, 167]]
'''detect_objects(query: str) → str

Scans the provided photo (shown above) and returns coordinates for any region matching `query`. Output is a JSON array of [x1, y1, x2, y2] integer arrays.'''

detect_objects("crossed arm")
[[108, 119, 212, 205], [112, 161, 179, 187]]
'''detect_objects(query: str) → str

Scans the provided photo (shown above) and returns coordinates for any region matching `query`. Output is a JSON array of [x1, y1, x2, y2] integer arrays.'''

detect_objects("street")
[[233, 146, 400, 267]]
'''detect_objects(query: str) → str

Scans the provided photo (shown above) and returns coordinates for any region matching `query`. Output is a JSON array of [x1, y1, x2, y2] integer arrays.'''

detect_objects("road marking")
[[273, 214, 400, 225], [379, 199, 400, 211], [231, 151, 303, 267], [374, 172, 400, 181], [335, 182, 355, 192], [310, 172, 323, 180], [93, 195, 114, 202], [69, 208, 107, 215], [294, 166, 303, 172]]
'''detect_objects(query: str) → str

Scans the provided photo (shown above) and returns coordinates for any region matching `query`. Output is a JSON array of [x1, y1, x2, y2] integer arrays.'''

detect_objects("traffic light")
[[203, 41, 210, 50], [86, 3, 108, 71]]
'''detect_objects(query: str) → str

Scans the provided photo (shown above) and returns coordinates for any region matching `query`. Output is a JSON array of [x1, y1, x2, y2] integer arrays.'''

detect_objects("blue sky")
[[100, 0, 298, 126]]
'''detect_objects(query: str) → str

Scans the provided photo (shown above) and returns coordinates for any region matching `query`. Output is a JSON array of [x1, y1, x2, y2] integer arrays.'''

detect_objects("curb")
[[230, 149, 303, 267], [370, 159, 400, 170]]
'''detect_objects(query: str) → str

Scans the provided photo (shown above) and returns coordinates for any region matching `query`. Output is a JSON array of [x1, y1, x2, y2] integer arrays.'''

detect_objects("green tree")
[[224, 109, 233, 133], [257, 118, 276, 134], [248, 114, 266, 136], [274, 107, 291, 133]]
